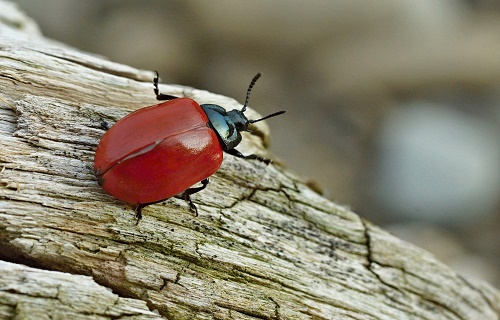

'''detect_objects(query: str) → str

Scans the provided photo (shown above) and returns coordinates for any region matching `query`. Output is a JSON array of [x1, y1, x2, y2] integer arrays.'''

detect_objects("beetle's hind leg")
[[154, 71, 179, 101], [99, 118, 110, 131], [182, 178, 209, 216]]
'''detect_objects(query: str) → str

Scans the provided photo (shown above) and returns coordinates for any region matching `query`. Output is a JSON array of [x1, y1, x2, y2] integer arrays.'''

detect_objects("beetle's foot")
[[183, 194, 199, 216], [257, 156, 272, 165], [189, 202, 199, 216], [181, 178, 208, 217], [252, 154, 272, 165], [134, 205, 144, 225], [99, 118, 110, 131]]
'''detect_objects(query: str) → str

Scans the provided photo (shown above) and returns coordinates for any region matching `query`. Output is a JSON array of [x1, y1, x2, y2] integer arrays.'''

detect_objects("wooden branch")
[[0, 260, 161, 319], [0, 2, 498, 319]]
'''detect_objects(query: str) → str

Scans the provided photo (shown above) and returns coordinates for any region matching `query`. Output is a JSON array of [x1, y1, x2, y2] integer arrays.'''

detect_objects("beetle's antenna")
[[241, 73, 262, 113], [249, 110, 286, 124]]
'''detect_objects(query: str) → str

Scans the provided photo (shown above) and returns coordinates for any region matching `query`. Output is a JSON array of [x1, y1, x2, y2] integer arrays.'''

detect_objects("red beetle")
[[94, 72, 285, 222]]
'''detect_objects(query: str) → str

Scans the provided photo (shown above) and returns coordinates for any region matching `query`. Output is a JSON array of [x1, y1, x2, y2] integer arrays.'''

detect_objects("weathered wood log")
[[0, 2, 498, 319]]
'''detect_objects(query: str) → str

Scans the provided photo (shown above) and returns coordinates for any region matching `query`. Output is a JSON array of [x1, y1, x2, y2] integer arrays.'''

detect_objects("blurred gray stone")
[[372, 102, 500, 226]]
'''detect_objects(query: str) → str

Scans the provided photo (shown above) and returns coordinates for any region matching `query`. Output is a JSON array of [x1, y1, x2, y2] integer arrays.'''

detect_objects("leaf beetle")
[[94, 72, 285, 223]]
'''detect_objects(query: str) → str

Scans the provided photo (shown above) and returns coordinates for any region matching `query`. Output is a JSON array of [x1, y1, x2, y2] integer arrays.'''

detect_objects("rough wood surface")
[[0, 2, 498, 319], [0, 260, 161, 319]]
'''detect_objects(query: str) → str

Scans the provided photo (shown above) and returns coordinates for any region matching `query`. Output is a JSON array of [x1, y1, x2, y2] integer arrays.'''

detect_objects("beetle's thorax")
[[201, 104, 247, 151]]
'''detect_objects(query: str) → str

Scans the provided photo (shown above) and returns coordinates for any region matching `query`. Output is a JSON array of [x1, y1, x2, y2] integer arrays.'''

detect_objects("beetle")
[[94, 71, 285, 223]]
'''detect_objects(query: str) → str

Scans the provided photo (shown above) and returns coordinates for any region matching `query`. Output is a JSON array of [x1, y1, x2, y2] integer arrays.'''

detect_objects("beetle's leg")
[[131, 178, 208, 224], [182, 178, 209, 216], [99, 118, 110, 131], [154, 70, 179, 101], [226, 148, 271, 165], [134, 204, 145, 225]]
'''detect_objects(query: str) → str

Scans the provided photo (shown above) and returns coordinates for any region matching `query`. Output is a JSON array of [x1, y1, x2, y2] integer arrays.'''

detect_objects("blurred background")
[[10, 0, 500, 286]]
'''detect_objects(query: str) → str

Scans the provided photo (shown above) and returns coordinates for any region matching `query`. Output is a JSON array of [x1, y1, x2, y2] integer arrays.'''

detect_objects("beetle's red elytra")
[[94, 72, 285, 223]]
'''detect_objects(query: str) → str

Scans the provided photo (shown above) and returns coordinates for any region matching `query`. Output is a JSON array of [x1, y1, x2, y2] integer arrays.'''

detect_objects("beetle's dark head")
[[232, 72, 286, 130], [202, 73, 285, 151]]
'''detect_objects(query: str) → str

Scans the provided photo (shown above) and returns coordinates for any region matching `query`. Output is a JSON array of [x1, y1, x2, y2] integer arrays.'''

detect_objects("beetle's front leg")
[[226, 148, 271, 165]]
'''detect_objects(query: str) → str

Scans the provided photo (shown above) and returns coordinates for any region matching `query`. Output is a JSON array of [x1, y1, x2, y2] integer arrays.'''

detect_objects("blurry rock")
[[371, 101, 500, 226]]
